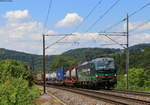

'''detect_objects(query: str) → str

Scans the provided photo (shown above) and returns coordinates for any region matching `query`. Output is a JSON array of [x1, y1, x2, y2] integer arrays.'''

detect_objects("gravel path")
[[36, 93, 65, 105], [46, 87, 113, 105]]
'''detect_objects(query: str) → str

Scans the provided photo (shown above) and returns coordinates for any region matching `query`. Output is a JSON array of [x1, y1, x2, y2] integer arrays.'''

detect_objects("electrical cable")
[[96, 2, 150, 48], [85, 0, 121, 32], [99, 2, 150, 32], [43, 0, 53, 34], [103, 34, 126, 48], [46, 1, 150, 50], [73, 0, 103, 32], [130, 19, 150, 32], [129, 2, 150, 17], [46, 0, 103, 49]]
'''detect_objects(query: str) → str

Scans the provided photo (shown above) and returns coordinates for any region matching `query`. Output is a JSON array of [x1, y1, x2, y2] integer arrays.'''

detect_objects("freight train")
[[35, 57, 117, 89]]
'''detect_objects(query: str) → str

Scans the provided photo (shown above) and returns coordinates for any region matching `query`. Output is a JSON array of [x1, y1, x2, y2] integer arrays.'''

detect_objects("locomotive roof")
[[92, 57, 114, 62], [79, 57, 114, 66], [80, 61, 89, 66]]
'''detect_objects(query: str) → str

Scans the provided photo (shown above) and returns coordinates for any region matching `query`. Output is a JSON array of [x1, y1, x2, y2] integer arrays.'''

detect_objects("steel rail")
[[110, 89, 150, 97], [47, 85, 150, 105]]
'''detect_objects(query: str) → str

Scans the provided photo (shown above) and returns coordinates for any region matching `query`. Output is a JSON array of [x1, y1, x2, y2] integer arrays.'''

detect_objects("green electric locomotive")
[[77, 57, 117, 89]]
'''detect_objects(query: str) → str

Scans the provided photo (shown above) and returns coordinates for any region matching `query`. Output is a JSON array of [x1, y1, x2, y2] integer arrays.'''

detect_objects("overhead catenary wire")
[[49, 40, 122, 54], [46, 0, 121, 49], [57, 41, 124, 46], [129, 2, 150, 17], [45, 33, 73, 49], [85, 0, 121, 32], [103, 34, 126, 48], [97, 2, 150, 48], [45, 0, 103, 49], [43, 0, 53, 34], [73, 0, 103, 32], [130, 19, 150, 33], [100, 2, 150, 32], [72, 0, 103, 46], [46, 1, 150, 50], [99, 19, 125, 33]]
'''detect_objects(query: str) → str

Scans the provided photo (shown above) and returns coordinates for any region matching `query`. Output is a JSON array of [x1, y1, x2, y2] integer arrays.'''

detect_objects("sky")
[[0, 0, 150, 55]]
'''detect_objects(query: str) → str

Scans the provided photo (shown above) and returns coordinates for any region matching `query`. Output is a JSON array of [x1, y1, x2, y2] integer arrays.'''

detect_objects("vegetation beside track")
[[113, 48, 150, 92], [49, 55, 79, 71], [0, 60, 40, 105], [116, 68, 150, 92]]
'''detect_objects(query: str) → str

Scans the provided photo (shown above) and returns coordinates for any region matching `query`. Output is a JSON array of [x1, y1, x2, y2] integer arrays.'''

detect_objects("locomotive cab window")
[[94, 58, 115, 70]]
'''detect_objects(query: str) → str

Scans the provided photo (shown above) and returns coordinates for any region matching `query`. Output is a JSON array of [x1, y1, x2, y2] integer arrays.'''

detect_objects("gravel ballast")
[[96, 90, 150, 102], [46, 87, 113, 105]]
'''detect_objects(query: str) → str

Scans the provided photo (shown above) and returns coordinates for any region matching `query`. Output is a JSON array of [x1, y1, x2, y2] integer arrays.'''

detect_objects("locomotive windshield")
[[94, 58, 115, 70]]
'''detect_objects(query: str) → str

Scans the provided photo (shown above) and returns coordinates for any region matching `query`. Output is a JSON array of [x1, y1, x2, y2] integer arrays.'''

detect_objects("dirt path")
[[36, 93, 66, 105]]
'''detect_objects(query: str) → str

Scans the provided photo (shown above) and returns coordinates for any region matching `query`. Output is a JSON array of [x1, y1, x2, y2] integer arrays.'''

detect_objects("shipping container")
[[56, 68, 65, 81], [46, 72, 51, 81], [71, 68, 78, 80], [50, 72, 56, 81], [66, 70, 70, 79]]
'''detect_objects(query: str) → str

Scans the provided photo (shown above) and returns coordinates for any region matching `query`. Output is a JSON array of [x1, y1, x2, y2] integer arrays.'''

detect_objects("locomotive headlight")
[[96, 74, 98, 77]]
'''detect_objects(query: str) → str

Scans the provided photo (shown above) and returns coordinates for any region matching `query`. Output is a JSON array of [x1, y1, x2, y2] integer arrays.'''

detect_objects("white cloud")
[[130, 33, 150, 45], [123, 21, 150, 31], [55, 13, 83, 28], [45, 33, 127, 54], [0, 10, 149, 55], [46, 30, 58, 35], [46, 32, 150, 55], [0, 20, 43, 40], [4, 10, 29, 20], [0, 10, 57, 54]]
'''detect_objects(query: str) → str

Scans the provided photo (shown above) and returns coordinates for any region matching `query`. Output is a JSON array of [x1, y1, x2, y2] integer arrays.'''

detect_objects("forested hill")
[[0, 43, 150, 70], [62, 43, 150, 62], [62, 48, 120, 62], [0, 48, 36, 62], [129, 43, 150, 51], [0, 48, 120, 70], [0, 48, 43, 70]]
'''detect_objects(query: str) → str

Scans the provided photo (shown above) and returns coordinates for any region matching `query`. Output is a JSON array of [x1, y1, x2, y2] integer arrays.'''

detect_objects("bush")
[[115, 75, 126, 90], [115, 68, 150, 91], [0, 60, 33, 86], [0, 78, 40, 105], [0, 60, 40, 105]]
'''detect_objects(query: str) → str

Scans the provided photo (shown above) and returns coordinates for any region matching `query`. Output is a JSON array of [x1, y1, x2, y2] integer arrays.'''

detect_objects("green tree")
[[0, 60, 33, 86], [116, 68, 150, 91], [0, 78, 40, 105], [129, 68, 150, 91], [50, 56, 79, 71], [115, 75, 126, 90], [113, 48, 150, 74], [0, 60, 40, 105]]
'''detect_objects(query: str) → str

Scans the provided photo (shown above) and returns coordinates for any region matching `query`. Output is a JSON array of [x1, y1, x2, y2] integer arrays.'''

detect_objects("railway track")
[[47, 85, 150, 105], [81, 89, 150, 102], [104, 89, 150, 97]]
